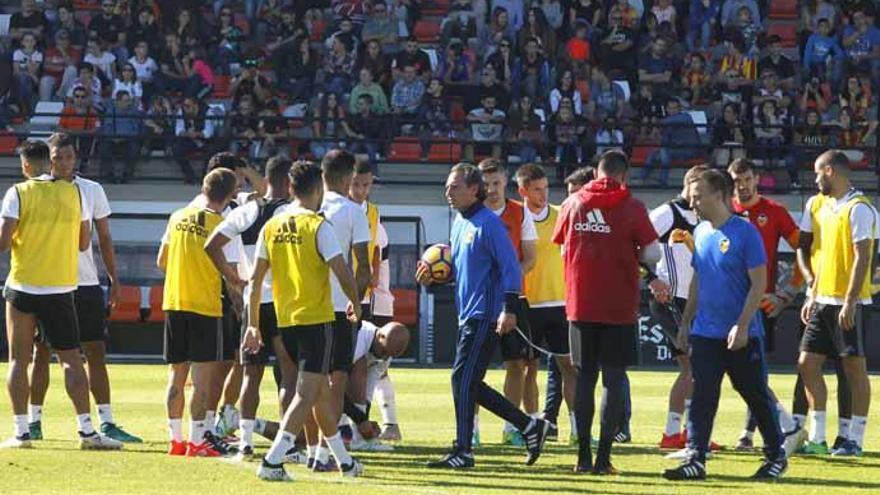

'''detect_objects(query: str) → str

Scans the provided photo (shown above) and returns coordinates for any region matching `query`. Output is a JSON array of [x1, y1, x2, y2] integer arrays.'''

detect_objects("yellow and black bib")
[[162, 206, 225, 317]]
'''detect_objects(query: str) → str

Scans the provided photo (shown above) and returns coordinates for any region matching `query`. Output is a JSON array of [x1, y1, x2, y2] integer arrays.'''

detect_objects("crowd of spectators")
[[0, 0, 879, 186]]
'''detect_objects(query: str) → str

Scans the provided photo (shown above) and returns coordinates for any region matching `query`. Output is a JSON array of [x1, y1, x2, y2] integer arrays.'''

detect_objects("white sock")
[[306, 444, 317, 460], [14, 415, 29, 437], [741, 429, 754, 440], [240, 419, 255, 448], [325, 433, 353, 467], [569, 411, 577, 437], [77, 413, 95, 435], [849, 416, 867, 448], [838, 417, 851, 440], [793, 414, 807, 429], [473, 413, 480, 433], [374, 376, 398, 424], [776, 403, 795, 433], [222, 405, 237, 425], [190, 419, 206, 444], [316, 444, 330, 464], [809, 410, 826, 443], [665, 412, 683, 436], [503, 421, 517, 433], [265, 431, 295, 465], [684, 399, 692, 423], [97, 404, 114, 425], [29, 405, 42, 423], [254, 418, 267, 435], [168, 419, 184, 442], [205, 410, 216, 429]]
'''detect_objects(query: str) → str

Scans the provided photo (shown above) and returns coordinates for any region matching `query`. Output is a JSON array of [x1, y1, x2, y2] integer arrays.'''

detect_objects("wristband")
[[503, 293, 520, 314]]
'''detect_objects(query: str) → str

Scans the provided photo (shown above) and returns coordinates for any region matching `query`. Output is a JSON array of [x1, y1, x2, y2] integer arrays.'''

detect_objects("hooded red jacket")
[[552, 178, 658, 324]]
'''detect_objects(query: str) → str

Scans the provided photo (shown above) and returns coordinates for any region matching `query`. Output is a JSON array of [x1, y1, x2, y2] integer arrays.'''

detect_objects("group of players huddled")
[[1, 137, 874, 483]]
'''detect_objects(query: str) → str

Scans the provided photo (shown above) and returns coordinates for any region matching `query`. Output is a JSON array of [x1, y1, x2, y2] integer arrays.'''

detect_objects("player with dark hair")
[[417, 163, 550, 469], [27, 132, 141, 444], [553, 150, 661, 474], [205, 157, 298, 458], [664, 169, 787, 481], [247, 161, 364, 481], [798, 150, 876, 457], [1, 140, 120, 450]]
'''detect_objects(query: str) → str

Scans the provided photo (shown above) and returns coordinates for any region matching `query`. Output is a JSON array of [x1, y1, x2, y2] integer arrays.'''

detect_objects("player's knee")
[[82, 341, 107, 364]]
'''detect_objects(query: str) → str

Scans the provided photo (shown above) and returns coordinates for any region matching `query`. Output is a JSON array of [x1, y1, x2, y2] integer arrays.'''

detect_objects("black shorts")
[[5, 288, 79, 351], [370, 315, 393, 327], [800, 303, 866, 358], [75, 285, 107, 343], [279, 322, 333, 374], [761, 312, 777, 353], [569, 321, 636, 369], [163, 310, 224, 364], [527, 305, 569, 355], [360, 303, 372, 322], [221, 298, 239, 361], [241, 302, 280, 366], [649, 297, 687, 356], [330, 312, 357, 372], [500, 298, 536, 361]]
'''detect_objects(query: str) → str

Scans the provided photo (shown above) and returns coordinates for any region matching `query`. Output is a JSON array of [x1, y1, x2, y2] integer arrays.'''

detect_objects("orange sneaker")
[[168, 440, 187, 456], [709, 440, 723, 451], [659, 432, 686, 450], [185, 441, 221, 457]]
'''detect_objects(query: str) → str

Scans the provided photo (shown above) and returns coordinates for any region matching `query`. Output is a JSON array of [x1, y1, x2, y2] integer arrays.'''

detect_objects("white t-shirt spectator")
[[13, 49, 43, 72], [128, 56, 159, 83], [468, 107, 506, 142], [319, 190, 371, 312], [112, 79, 143, 102], [85, 51, 116, 81]]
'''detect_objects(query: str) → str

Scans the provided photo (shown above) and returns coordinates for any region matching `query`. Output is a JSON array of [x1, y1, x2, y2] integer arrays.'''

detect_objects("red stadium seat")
[[413, 21, 440, 43], [0, 135, 18, 155], [389, 138, 422, 162], [427, 142, 462, 163], [213, 75, 231, 98], [108, 286, 142, 323], [310, 19, 328, 41], [767, 23, 798, 48], [630, 146, 656, 166], [391, 288, 417, 326], [450, 100, 466, 123], [576, 79, 591, 102], [148, 286, 166, 323], [769, 0, 798, 20]]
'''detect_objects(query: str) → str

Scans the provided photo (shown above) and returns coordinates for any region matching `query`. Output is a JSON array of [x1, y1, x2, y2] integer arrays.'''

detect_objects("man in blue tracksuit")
[[664, 169, 786, 481], [417, 163, 550, 469]]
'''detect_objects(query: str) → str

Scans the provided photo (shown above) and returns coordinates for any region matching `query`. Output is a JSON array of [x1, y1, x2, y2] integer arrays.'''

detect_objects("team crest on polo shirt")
[[464, 230, 476, 244], [719, 238, 730, 253], [757, 213, 769, 226]]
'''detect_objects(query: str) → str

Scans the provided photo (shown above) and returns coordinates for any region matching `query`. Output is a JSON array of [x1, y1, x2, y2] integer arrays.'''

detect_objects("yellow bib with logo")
[[263, 211, 334, 326], [162, 206, 225, 317], [8, 179, 81, 288]]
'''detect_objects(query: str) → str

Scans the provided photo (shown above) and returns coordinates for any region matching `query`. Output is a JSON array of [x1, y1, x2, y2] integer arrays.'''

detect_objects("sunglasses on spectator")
[[74, 94, 87, 99]]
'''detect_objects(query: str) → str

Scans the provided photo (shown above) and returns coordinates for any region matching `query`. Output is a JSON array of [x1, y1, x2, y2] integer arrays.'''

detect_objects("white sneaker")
[[79, 432, 123, 450], [282, 448, 308, 464], [0, 435, 32, 449], [341, 459, 365, 477], [350, 437, 394, 452], [665, 448, 712, 460], [257, 460, 291, 482], [784, 425, 807, 459]]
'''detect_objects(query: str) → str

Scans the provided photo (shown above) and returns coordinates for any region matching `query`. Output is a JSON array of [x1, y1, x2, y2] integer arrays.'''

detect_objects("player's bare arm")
[[329, 254, 362, 322], [352, 241, 371, 300], [840, 239, 871, 331], [79, 219, 92, 252], [95, 217, 120, 307], [156, 242, 168, 273], [243, 257, 269, 354], [520, 239, 537, 275], [0, 216, 17, 252]]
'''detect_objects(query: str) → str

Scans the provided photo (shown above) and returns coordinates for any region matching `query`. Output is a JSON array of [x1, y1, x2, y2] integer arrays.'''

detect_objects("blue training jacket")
[[450, 203, 522, 326]]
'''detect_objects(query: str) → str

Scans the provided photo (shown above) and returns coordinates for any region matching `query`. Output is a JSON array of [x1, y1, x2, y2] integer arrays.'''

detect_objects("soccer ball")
[[421, 244, 453, 283]]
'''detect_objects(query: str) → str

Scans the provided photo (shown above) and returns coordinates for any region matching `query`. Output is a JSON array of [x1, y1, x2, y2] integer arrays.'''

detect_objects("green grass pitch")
[[1, 365, 878, 495]]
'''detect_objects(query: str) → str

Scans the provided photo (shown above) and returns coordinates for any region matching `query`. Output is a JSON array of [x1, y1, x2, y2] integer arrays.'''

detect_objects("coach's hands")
[[839, 300, 857, 331], [727, 324, 748, 351], [760, 291, 793, 319], [242, 325, 263, 354], [414, 260, 433, 286], [649, 279, 672, 304], [346, 301, 363, 323], [496, 311, 517, 335]]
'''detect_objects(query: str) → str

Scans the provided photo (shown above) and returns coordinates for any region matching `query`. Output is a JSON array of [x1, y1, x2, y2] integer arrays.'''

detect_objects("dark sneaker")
[[751, 457, 787, 480], [735, 435, 754, 451], [101, 423, 143, 443], [831, 439, 863, 457], [340, 459, 364, 477], [614, 430, 631, 443], [426, 450, 475, 469], [312, 457, 338, 472], [591, 463, 619, 475], [256, 459, 291, 481], [523, 418, 550, 465], [832, 435, 849, 451], [203, 431, 237, 457], [663, 458, 707, 481], [28, 421, 42, 441]]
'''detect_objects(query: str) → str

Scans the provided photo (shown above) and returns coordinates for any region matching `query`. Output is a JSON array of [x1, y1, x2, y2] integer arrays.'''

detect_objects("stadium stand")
[[0, 0, 877, 190]]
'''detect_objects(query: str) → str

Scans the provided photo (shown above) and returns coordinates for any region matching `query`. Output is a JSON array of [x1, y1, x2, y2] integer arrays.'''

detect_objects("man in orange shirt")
[[59, 86, 99, 173]]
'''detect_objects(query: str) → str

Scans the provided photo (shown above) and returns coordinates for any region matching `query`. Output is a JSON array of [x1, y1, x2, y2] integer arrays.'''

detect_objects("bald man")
[[345, 321, 410, 451]]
